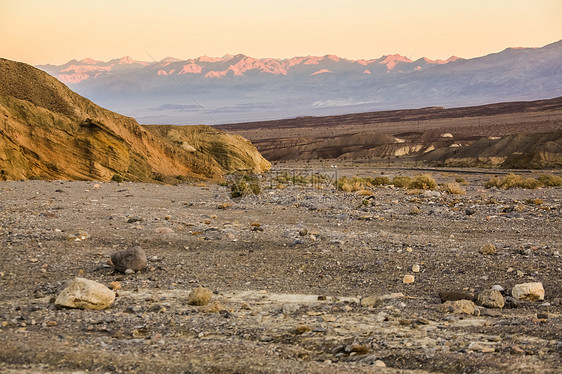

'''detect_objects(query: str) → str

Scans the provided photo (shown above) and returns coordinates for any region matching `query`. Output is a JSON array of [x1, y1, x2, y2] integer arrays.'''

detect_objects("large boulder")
[[110, 246, 148, 273], [55, 278, 115, 310], [512, 282, 545, 301]]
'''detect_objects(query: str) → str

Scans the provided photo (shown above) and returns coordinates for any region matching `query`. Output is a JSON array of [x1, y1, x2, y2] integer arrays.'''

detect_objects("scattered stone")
[[124, 269, 134, 275], [403, 275, 415, 284], [476, 289, 505, 309], [512, 282, 545, 301], [109, 281, 121, 290], [375, 360, 386, 368], [295, 324, 312, 334], [504, 296, 520, 309], [299, 228, 308, 236], [240, 302, 251, 310], [439, 290, 475, 303], [187, 287, 213, 306], [410, 206, 421, 215], [480, 243, 497, 255], [439, 300, 478, 315], [536, 313, 548, 320], [479, 308, 502, 317], [203, 228, 223, 240], [155, 227, 174, 234], [468, 342, 496, 353], [360, 296, 383, 308], [317, 295, 327, 301], [349, 344, 370, 355], [217, 203, 231, 210], [492, 285, 504, 292], [55, 278, 115, 310], [110, 246, 147, 273], [412, 264, 420, 273], [127, 217, 143, 223], [282, 304, 301, 315], [465, 208, 476, 216], [67, 230, 90, 241], [202, 301, 224, 313]]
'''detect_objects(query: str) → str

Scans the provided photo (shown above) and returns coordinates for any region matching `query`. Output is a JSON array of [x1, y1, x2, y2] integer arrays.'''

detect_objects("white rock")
[[412, 264, 420, 273], [55, 278, 115, 310], [403, 275, 415, 284], [512, 282, 545, 301]]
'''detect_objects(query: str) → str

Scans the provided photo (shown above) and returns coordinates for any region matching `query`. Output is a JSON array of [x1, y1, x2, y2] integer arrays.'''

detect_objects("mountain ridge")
[[37, 40, 562, 125]]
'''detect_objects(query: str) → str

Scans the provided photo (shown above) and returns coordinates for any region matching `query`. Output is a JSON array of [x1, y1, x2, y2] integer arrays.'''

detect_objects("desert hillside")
[[0, 58, 269, 182], [219, 97, 562, 168]]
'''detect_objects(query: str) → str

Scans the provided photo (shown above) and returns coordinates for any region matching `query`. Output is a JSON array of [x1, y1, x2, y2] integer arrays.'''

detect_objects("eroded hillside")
[[0, 58, 269, 181]]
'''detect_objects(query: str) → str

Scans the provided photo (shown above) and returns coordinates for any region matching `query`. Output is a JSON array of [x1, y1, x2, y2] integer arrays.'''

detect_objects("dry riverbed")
[[0, 168, 561, 373]]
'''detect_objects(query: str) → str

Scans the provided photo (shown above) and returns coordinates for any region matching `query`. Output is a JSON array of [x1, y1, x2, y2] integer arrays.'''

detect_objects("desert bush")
[[111, 174, 124, 183], [372, 176, 390, 186], [443, 182, 466, 195], [337, 176, 372, 192], [409, 174, 437, 190], [229, 173, 261, 198], [391, 176, 412, 188], [484, 174, 542, 189], [455, 177, 467, 184], [538, 174, 562, 187]]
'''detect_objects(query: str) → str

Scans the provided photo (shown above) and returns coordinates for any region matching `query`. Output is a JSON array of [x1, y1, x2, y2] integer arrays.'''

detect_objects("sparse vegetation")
[[111, 174, 124, 183], [484, 173, 555, 189], [409, 174, 437, 190], [229, 173, 261, 198], [443, 182, 466, 195], [538, 174, 562, 187], [391, 176, 412, 188], [337, 176, 374, 192], [274, 171, 329, 187]]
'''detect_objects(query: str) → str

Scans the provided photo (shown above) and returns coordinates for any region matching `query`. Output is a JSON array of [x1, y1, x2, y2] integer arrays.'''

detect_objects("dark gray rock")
[[111, 246, 147, 273]]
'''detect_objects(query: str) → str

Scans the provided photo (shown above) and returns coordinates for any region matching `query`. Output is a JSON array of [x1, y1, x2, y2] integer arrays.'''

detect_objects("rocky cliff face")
[[0, 58, 269, 181]]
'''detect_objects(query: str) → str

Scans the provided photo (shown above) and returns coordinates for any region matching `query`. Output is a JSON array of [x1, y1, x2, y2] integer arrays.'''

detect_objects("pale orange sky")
[[1, 0, 561, 65]]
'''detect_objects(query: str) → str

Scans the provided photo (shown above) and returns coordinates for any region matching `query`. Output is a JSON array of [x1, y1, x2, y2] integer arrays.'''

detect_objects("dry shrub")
[[538, 174, 562, 187], [337, 176, 372, 192], [444, 182, 466, 195], [526, 198, 543, 205], [484, 174, 542, 189], [372, 176, 390, 186], [409, 174, 437, 190], [392, 176, 412, 188]]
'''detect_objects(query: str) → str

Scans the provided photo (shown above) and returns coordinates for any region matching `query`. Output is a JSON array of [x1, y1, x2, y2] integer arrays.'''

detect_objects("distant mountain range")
[[37, 40, 562, 125]]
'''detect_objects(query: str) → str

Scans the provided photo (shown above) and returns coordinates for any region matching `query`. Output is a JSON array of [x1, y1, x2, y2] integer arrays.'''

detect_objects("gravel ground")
[[0, 167, 561, 373]]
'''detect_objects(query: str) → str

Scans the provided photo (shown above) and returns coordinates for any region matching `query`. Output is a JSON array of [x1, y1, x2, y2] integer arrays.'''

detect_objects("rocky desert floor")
[[0, 165, 561, 373]]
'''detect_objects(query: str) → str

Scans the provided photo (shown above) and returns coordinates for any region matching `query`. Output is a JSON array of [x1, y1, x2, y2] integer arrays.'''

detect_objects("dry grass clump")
[[526, 198, 543, 205], [538, 174, 562, 187], [485, 173, 549, 189], [337, 176, 373, 192], [275, 172, 329, 186], [391, 176, 412, 188], [443, 182, 466, 195], [409, 174, 437, 190]]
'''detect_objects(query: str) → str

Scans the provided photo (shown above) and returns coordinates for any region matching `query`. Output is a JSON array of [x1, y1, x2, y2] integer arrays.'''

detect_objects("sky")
[[1, 0, 561, 65]]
